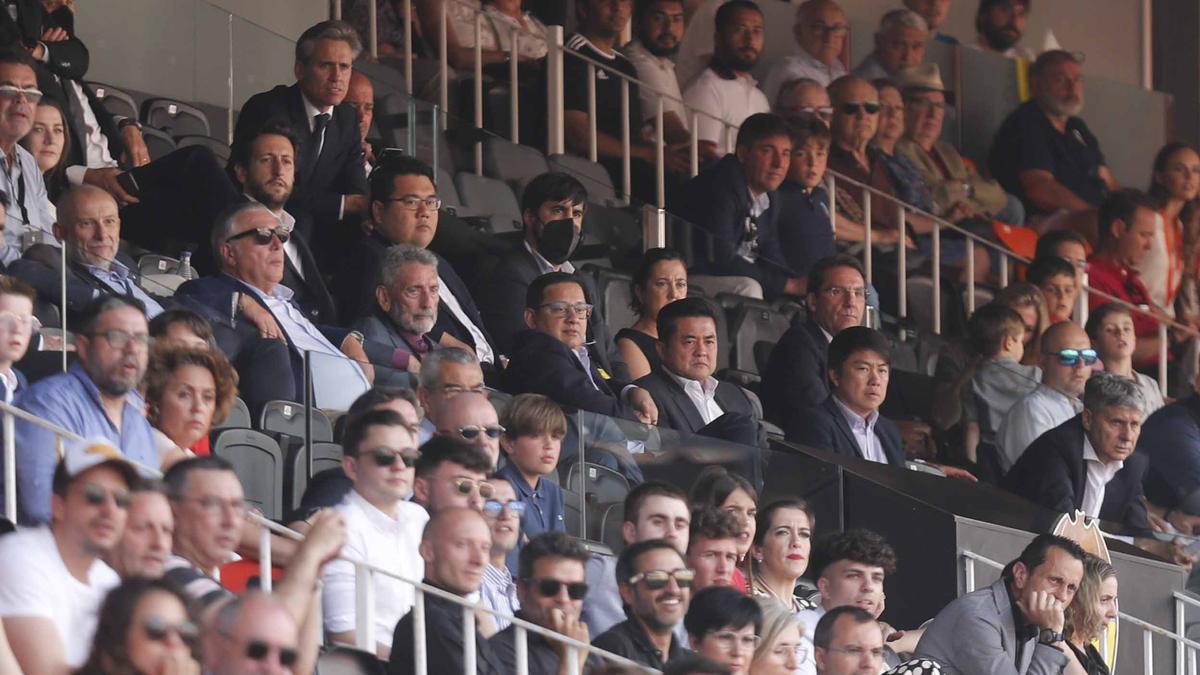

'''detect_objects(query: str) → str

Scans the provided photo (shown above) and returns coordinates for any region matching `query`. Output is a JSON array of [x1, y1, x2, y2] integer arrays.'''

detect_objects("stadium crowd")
[[0, 0, 1193, 673]]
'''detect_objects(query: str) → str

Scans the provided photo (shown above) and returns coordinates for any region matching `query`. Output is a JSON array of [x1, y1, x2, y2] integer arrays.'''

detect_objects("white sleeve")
[[683, 78, 724, 146], [0, 542, 52, 619], [321, 530, 363, 633]]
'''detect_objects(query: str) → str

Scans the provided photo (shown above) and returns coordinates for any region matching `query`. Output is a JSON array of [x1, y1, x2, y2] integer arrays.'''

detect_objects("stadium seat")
[[212, 428, 283, 519], [311, 441, 344, 475], [259, 400, 334, 443], [141, 98, 211, 139], [546, 153, 621, 206], [316, 646, 386, 675], [482, 136, 549, 195], [593, 267, 636, 338], [176, 135, 232, 165], [599, 502, 624, 552], [137, 254, 181, 276], [33, 299, 60, 329], [285, 441, 345, 512], [728, 300, 792, 375], [140, 126, 177, 162], [564, 461, 629, 507], [454, 172, 522, 232], [87, 81, 138, 121], [214, 397, 252, 430], [138, 273, 185, 295]]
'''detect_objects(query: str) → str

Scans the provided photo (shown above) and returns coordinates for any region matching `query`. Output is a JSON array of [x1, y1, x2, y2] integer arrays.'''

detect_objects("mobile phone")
[[117, 172, 141, 198]]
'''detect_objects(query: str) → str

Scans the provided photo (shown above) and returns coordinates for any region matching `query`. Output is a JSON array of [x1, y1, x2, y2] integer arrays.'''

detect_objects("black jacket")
[[504, 328, 636, 421], [761, 316, 829, 426], [388, 591, 504, 675], [791, 395, 906, 467], [634, 367, 757, 434]]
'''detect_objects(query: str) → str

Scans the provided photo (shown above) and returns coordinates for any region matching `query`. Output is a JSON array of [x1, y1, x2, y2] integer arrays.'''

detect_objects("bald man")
[[432, 392, 502, 469], [205, 593, 299, 675], [346, 70, 376, 174], [389, 507, 505, 674], [775, 77, 832, 127], [762, 0, 850, 103], [997, 321, 1095, 471]]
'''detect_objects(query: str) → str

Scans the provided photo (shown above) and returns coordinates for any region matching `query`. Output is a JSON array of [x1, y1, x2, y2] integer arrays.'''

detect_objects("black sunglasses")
[[245, 640, 299, 668], [455, 424, 506, 441], [225, 226, 290, 245], [143, 615, 199, 644], [1044, 348, 1098, 366], [527, 577, 589, 600], [839, 101, 881, 115], [364, 447, 420, 468], [83, 484, 132, 509]]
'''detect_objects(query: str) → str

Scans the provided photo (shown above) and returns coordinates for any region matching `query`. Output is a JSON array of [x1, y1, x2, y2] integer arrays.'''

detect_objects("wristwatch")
[[118, 117, 143, 132], [1037, 628, 1065, 645]]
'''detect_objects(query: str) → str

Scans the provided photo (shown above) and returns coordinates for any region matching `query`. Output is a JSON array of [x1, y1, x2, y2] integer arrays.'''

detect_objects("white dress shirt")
[[762, 49, 848, 104], [525, 239, 575, 275], [666, 370, 724, 425], [0, 145, 57, 249], [301, 93, 348, 220], [623, 39, 689, 134], [683, 67, 771, 155], [1081, 436, 1124, 519], [64, 81, 119, 186], [997, 384, 1083, 472], [437, 277, 495, 364], [833, 396, 888, 464]]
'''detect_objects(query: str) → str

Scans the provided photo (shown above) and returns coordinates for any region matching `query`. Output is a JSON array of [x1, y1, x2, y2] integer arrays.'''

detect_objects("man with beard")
[[354, 243, 441, 384], [989, 50, 1117, 240], [11, 295, 157, 524], [683, 0, 771, 157], [0, 440, 138, 673], [970, 0, 1034, 60], [853, 9, 929, 81]]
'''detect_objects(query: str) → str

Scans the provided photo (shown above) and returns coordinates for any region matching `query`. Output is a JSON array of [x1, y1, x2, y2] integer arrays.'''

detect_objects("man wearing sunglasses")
[[431, 391, 503, 469], [412, 435, 495, 513], [322, 409, 425, 659], [762, 0, 849, 104], [415, 347, 486, 444], [204, 592, 301, 675], [479, 478, 524, 635], [0, 440, 137, 673], [0, 50, 57, 248], [998, 321, 1095, 472]]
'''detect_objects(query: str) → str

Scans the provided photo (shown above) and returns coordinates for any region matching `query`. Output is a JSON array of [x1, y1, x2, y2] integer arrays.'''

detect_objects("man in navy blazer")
[[229, 20, 369, 268]]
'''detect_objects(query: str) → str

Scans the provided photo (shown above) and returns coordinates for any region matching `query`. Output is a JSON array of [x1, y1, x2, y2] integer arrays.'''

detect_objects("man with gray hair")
[[762, 0, 850, 103], [416, 347, 486, 444], [354, 243, 440, 383], [853, 9, 929, 81], [229, 20, 370, 266]]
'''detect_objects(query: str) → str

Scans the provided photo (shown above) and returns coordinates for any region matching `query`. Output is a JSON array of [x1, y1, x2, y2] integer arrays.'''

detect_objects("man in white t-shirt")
[[322, 409, 427, 659], [0, 439, 138, 672]]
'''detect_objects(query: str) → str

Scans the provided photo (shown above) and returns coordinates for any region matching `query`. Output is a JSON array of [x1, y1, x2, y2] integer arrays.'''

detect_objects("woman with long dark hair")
[[76, 578, 201, 675], [20, 97, 72, 201], [1149, 142, 1200, 321], [616, 247, 689, 379]]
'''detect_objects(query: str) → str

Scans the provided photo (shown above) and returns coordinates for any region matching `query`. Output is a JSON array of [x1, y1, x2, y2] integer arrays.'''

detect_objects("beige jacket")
[[897, 137, 1010, 217]]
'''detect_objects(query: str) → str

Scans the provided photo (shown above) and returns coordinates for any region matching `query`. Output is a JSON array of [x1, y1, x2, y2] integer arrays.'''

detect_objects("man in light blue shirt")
[[0, 51, 57, 253], [10, 295, 157, 524]]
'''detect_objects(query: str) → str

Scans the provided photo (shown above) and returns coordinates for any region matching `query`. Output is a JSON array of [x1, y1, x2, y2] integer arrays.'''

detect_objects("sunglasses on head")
[[629, 568, 695, 590], [1045, 348, 1098, 366], [244, 640, 298, 668], [453, 477, 495, 499], [364, 446, 420, 468], [527, 577, 589, 600], [483, 499, 527, 518], [839, 102, 880, 115], [82, 483, 132, 509], [224, 226, 290, 245], [143, 615, 199, 644], [455, 424, 505, 441]]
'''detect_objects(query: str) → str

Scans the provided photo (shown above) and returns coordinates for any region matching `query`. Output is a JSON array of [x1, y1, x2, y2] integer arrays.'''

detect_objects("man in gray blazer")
[[914, 533, 1085, 674], [351, 243, 440, 387]]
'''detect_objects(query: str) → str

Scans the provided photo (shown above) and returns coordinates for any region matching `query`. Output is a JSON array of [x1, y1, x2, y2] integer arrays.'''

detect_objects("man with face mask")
[[477, 172, 631, 381]]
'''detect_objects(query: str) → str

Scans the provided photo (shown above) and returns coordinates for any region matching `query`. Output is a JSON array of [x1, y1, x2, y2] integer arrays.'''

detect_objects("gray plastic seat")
[[142, 98, 211, 139], [140, 127, 177, 162], [214, 397, 252, 430], [594, 269, 635, 339], [728, 300, 791, 375], [454, 172, 522, 232], [564, 461, 630, 507], [87, 82, 138, 121], [311, 442, 344, 475], [175, 135, 231, 165], [547, 153, 620, 205], [259, 400, 333, 443], [212, 428, 283, 519], [482, 137, 549, 195], [138, 254, 181, 276]]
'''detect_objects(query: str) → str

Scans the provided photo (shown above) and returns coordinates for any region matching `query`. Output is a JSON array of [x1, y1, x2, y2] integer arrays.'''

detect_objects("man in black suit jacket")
[[504, 272, 657, 424], [671, 113, 807, 301], [229, 20, 369, 268], [2, 0, 86, 83]]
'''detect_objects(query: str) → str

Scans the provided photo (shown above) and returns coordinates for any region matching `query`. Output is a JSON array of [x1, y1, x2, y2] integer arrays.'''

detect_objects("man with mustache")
[[989, 50, 1118, 241], [354, 243, 441, 384], [853, 9, 929, 81], [969, 0, 1034, 60], [683, 0, 771, 157]]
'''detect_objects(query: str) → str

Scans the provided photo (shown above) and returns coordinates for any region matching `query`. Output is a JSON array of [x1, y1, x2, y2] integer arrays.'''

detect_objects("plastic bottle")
[[178, 251, 194, 280]]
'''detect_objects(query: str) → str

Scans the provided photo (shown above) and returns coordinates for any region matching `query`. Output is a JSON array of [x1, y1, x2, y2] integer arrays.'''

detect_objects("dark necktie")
[[312, 113, 331, 159]]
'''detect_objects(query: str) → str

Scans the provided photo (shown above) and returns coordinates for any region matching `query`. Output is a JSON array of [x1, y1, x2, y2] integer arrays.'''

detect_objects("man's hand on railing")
[[549, 607, 590, 675], [297, 508, 347, 567]]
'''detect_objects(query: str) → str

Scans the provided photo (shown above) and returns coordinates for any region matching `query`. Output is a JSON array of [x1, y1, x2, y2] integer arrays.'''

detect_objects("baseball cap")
[[52, 438, 143, 496]]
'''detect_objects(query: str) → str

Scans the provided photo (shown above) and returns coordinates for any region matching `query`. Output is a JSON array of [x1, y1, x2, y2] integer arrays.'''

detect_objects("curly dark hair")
[[142, 342, 239, 433], [807, 528, 898, 581], [76, 578, 199, 675]]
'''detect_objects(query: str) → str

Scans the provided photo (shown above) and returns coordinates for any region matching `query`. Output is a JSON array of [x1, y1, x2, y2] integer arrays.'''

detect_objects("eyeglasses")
[[453, 424, 505, 441], [628, 568, 695, 590], [143, 615, 199, 644], [0, 85, 43, 104], [826, 645, 886, 660], [383, 195, 443, 211], [364, 446, 420, 468], [224, 226, 291, 245], [483, 499, 527, 518], [838, 102, 880, 115], [801, 105, 834, 120], [82, 483, 132, 509], [822, 285, 867, 300], [710, 630, 761, 652], [175, 495, 250, 518], [1045, 348, 1098, 366], [88, 329, 151, 350], [539, 301, 593, 318], [453, 477, 495, 499], [806, 21, 849, 36], [439, 383, 487, 395], [526, 577, 589, 600], [0, 311, 40, 334], [244, 640, 299, 668]]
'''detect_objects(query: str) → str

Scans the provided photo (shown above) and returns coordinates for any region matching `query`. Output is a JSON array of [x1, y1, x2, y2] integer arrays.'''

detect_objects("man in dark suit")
[[671, 112, 807, 301], [761, 254, 866, 425], [1, 0, 86, 83], [351, 243, 440, 388], [504, 272, 657, 425], [229, 20, 369, 268], [1137, 382, 1200, 533], [475, 172, 628, 381], [230, 119, 337, 325]]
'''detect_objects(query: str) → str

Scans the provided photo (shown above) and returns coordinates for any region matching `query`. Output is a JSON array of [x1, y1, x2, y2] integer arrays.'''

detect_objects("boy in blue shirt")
[[497, 393, 567, 567]]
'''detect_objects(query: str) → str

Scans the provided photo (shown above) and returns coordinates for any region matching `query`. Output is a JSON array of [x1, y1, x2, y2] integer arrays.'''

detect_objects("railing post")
[[515, 625, 530, 675], [403, 0, 413, 93], [1146, 628, 1155, 675], [226, 14, 234, 147], [586, 64, 597, 162], [474, 13, 484, 176], [724, 124, 735, 157], [303, 351, 313, 479], [510, 26, 520, 143], [655, 98, 665, 208], [620, 79, 631, 201], [1078, 269, 1089, 325], [431, 104, 440, 177], [368, 0, 378, 60], [932, 222, 941, 335], [3, 410, 13, 522], [407, 98, 417, 157], [566, 644, 580, 674], [546, 27, 564, 155], [998, 252, 1009, 288], [897, 203, 907, 324], [690, 111, 699, 177], [642, 205, 666, 250], [60, 233, 68, 372], [413, 589, 427, 675], [356, 563, 377, 652], [259, 524, 273, 593], [331, 0, 342, 19], [439, 0, 448, 119], [1160, 322, 1169, 395], [826, 174, 837, 234], [862, 191, 872, 286], [1179, 594, 1187, 675], [963, 554, 975, 593], [462, 604, 477, 675], [966, 235, 976, 315]]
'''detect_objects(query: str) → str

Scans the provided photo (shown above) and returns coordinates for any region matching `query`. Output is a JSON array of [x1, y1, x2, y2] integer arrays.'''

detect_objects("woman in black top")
[[616, 247, 689, 380], [1063, 556, 1119, 675]]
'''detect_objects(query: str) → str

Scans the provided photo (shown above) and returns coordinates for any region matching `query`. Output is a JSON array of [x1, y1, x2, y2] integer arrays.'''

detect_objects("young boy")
[[778, 117, 837, 288], [967, 303, 1042, 450], [0, 276, 37, 402], [496, 393, 567, 566], [1028, 255, 1079, 322]]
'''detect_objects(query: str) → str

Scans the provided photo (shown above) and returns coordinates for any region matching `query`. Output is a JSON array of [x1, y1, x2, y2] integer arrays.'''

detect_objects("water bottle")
[[177, 251, 194, 280]]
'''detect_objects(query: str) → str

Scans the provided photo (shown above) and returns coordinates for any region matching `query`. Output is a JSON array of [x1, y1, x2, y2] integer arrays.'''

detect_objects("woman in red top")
[[142, 343, 239, 470], [1147, 142, 1200, 317]]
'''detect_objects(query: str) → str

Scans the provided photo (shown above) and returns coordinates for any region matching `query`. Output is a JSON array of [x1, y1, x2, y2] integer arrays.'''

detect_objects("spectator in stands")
[[230, 20, 369, 265], [505, 271, 658, 424], [322, 409, 425, 659], [0, 276, 35, 402], [0, 440, 134, 672], [12, 295, 156, 524], [997, 320, 1094, 472], [412, 435, 494, 513], [989, 50, 1117, 240], [149, 308, 215, 350], [178, 201, 374, 410], [999, 281, 1052, 364], [871, 79, 937, 219], [969, 0, 1034, 60], [231, 120, 336, 325], [915, 534, 1085, 674], [813, 606, 885, 675], [141, 342, 238, 468], [479, 478, 522, 635], [203, 592, 300, 675], [905, 0, 955, 44], [774, 77, 834, 128], [966, 303, 1041, 450], [636, 297, 766, 447], [390, 506, 505, 673], [76, 578, 200, 675], [0, 0, 84, 91], [751, 597, 804, 674], [749, 498, 815, 613], [687, 586, 763, 674], [415, 0, 547, 74], [344, 384, 423, 435], [491, 532, 597, 674], [346, 70, 375, 173], [20, 98, 70, 201], [617, 247, 689, 380], [592, 539, 694, 669], [777, 117, 837, 285], [690, 467, 758, 593], [1027, 255, 1078, 322], [853, 10, 929, 81], [688, 507, 742, 591], [683, 0, 770, 157], [0, 50, 54, 249], [1138, 373, 1200, 534], [109, 483, 174, 579], [896, 64, 1026, 225], [1063, 556, 1119, 675], [1086, 303, 1166, 416], [431, 391, 503, 468], [337, 156, 498, 370], [477, 172, 628, 382], [673, 113, 809, 301], [1145, 142, 1200, 315], [416, 347, 485, 442], [353, 243, 439, 386], [497, 393, 567, 548], [583, 481, 691, 635], [762, 0, 849, 103]]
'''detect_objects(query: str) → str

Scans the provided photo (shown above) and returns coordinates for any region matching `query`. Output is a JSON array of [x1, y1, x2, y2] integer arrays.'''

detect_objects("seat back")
[[175, 135, 231, 165], [212, 429, 283, 519], [436, 168, 462, 207], [87, 82, 138, 121], [454, 173, 522, 231], [482, 137, 549, 195], [311, 442, 344, 475], [140, 126, 177, 162], [259, 400, 334, 442], [142, 98, 211, 138], [214, 397, 252, 430], [137, 254, 181, 276], [728, 301, 791, 374], [546, 153, 619, 203], [565, 462, 630, 507]]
